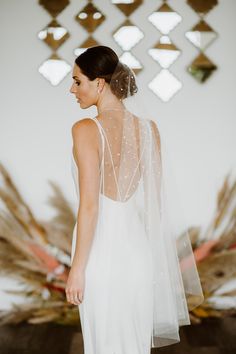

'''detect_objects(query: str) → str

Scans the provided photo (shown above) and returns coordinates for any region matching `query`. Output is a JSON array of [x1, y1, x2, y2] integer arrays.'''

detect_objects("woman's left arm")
[[66, 118, 101, 305]]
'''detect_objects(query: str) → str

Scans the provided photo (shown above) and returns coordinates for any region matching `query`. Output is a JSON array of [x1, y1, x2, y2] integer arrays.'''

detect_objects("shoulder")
[[72, 118, 96, 135], [71, 118, 99, 142]]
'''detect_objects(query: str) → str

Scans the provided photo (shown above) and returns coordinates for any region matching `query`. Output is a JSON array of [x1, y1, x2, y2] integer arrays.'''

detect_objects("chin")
[[81, 103, 93, 110]]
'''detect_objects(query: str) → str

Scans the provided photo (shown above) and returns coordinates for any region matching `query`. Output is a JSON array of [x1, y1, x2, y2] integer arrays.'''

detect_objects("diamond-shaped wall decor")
[[38, 53, 71, 86], [113, 19, 144, 51], [187, 53, 217, 83], [74, 36, 101, 56], [148, 69, 182, 102], [187, 0, 218, 16], [39, 0, 70, 18], [185, 20, 218, 51], [111, 0, 143, 17], [148, 36, 181, 69], [119, 51, 143, 75], [38, 19, 70, 50], [148, 3, 182, 34], [75, 3, 105, 33]]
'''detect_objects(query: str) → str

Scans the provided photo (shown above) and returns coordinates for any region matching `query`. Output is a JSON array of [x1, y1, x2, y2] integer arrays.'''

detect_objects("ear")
[[97, 77, 105, 91]]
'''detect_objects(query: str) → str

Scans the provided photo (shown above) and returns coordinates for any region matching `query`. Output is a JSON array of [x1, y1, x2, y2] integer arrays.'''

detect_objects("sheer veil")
[[95, 61, 204, 348]]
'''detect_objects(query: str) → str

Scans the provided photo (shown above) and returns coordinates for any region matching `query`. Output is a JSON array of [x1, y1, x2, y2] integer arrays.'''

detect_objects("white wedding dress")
[[70, 111, 204, 353], [70, 114, 154, 354]]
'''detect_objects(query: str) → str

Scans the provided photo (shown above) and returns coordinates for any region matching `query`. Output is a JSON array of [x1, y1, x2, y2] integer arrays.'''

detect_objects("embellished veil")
[[74, 59, 204, 348]]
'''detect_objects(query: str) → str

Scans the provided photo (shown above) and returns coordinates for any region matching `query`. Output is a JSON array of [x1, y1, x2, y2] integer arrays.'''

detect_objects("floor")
[[0, 317, 235, 354]]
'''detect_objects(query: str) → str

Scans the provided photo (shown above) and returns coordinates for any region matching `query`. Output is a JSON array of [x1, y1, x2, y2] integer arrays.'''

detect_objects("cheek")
[[80, 82, 96, 99]]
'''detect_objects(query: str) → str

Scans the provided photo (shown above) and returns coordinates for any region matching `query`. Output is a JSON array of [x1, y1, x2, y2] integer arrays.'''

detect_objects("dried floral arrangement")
[[0, 163, 235, 325]]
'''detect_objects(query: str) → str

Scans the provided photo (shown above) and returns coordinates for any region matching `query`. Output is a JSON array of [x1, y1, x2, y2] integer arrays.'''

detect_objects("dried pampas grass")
[[0, 163, 236, 325]]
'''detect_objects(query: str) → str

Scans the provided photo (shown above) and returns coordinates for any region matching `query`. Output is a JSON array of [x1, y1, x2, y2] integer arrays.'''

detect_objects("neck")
[[97, 103, 126, 115]]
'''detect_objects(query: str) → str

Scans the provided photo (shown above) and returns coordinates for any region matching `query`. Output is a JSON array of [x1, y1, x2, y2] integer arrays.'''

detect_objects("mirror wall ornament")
[[187, 53, 217, 83], [38, 53, 71, 86], [148, 2, 182, 34], [37, 0, 220, 94], [148, 35, 181, 69], [187, 0, 218, 16], [73, 0, 144, 76], [74, 36, 101, 57], [111, 0, 143, 17], [38, 19, 70, 51], [38, 0, 71, 86], [39, 0, 69, 17], [113, 19, 144, 51], [147, 1, 182, 102], [75, 1, 105, 33], [185, 0, 218, 83], [73, 1, 105, 69], [185, 20, 218, 51], [111, 1, 144, 75]]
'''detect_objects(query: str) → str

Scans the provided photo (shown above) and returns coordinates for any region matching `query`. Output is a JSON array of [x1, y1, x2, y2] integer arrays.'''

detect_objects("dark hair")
[[75, 45, 138, 100]]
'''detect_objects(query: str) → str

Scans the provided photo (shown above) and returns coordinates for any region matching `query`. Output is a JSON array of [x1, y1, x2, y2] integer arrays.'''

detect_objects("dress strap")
[[91, 117, 106, 195], [89, 117, 105, 155], [93, 116, 122, 201], [93, 117, 105, 154]]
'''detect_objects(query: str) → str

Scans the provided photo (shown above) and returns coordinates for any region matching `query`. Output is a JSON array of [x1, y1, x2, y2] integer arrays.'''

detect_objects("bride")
[[65, 45, 204, 353]]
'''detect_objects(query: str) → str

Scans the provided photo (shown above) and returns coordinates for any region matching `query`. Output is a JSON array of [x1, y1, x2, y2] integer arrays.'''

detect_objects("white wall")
[[0, 0, 235, 309]]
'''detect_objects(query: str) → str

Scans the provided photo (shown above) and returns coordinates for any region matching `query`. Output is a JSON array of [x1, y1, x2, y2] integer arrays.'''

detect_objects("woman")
[[66, 46, 204, 353]]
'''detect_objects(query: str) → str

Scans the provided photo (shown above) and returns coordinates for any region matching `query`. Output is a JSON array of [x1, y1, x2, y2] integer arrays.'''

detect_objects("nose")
[[70, 82, 76, 94]]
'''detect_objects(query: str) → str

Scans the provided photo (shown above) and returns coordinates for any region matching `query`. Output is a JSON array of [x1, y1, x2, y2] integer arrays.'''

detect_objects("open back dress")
[[70, 110, 204, 354]]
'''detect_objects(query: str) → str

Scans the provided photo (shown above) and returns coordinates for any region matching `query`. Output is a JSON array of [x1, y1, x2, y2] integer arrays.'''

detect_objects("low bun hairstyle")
[[75, 46, 138, 100]]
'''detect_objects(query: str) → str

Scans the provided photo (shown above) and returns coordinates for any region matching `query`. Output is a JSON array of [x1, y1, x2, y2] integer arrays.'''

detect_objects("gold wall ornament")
[[187, 0, 218, 16], [74, 36, 101, 57], [113, 19, 144, 51], [147, 1, 182, 102], [110, 1, 144, 74], [148, 2, 182, 35], [119, 52, 143, 75], [111, 0, 143, 17], [39, 0, 70, 17], [148, 36, 181, 69], [112, 18, 144, 73], [38, 19, 70, 51], [38, 53, 71, 86], [75, 2, 105, 33], [187, 53, 217, 83], [73, 2, 104, 63], [185, 20, 218, 51], [148, 69, 182, 102], [38, 0, 71, 86], [185, 0, 219, 83]]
